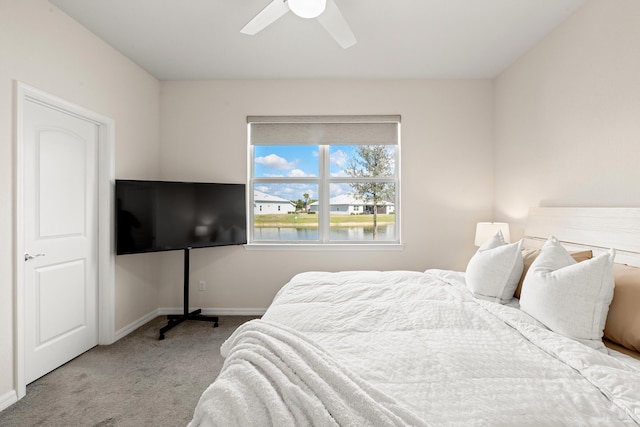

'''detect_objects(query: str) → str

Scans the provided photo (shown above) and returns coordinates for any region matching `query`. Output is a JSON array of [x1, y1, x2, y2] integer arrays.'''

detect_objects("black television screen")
[[115, 180, 246, 255]]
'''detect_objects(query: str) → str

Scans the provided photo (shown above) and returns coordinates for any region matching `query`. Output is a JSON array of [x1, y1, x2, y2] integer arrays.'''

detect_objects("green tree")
[[345, 145, 395, 239], [303, 193, 310, 212], [292, 199, 305, 212], [293, 195, 316, 213]]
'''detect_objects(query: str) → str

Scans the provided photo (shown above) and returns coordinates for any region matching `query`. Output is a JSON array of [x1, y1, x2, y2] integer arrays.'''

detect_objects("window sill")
[[244, 243, 404, 251]]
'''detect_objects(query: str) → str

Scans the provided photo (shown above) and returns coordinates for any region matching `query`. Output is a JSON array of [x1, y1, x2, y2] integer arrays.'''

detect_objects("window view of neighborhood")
[[251, 144, 397, 243]]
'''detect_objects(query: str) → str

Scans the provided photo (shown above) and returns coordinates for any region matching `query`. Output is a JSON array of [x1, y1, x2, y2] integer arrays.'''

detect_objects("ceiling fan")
[[240, 0, 357, 49]]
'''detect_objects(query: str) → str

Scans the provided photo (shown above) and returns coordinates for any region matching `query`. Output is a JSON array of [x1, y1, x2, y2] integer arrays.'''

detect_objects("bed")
[[189, 207, 640, 426]]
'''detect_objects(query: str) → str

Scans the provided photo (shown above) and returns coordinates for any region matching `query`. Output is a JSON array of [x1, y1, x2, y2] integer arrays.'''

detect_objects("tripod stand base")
[[158, 309, 218, 340], [158, 248, 220, 340]]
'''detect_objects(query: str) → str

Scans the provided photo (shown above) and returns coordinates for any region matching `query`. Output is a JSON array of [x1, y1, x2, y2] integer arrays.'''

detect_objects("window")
[[248, 115, 400, 245]]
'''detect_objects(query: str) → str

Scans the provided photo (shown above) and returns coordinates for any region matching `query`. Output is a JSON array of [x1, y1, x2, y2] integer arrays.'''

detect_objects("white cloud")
[[255, 153, 295, 170], [330, 183, 351, 197], [280, 187, 296, 196], [330, 149, 348, 168], [258, 183, 318, 201], [288, 169, 315, 177]]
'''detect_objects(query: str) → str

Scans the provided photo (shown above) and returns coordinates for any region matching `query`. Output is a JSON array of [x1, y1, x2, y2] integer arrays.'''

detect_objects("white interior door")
[[23, 98, 99, 384]]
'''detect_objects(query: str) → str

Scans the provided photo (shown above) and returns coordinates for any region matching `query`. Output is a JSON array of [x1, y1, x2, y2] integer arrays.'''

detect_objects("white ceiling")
[[49, 0, 586, 80]]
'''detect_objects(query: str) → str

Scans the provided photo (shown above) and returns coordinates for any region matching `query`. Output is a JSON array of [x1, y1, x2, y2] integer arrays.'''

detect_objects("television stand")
[[159, 247, 218, 340]]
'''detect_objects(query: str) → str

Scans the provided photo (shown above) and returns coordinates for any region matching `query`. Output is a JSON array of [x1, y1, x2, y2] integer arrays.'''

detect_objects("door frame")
[[14, 82, 115, 399]]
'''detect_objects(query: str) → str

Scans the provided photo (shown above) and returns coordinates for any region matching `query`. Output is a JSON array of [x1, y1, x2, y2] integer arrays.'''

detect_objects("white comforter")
[[192, 269, 640, 426], [188, 319, 428, 427]]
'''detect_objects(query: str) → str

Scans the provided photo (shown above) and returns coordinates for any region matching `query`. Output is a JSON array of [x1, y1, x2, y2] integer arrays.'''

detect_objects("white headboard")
[[524, 207, 640, 267]]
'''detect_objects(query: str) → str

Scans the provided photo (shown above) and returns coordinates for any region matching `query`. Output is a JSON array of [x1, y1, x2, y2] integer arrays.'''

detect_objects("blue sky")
[[254, 145, 319, 178], [254, 145, 354, 178], [254, 145, 354, 201], [253, 145, 394, 202]]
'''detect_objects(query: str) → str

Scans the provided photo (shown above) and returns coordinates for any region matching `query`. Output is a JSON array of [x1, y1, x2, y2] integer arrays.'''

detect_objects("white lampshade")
[[288, 0, 327, 18], [474, 222, 510, 246]]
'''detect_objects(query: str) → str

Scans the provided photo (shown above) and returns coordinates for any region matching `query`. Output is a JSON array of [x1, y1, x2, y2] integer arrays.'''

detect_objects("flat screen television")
[[115, 180, 246, 255]]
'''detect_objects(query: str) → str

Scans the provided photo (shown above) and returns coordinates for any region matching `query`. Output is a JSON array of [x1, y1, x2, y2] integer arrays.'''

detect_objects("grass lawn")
[[254, 213, 395, 227]]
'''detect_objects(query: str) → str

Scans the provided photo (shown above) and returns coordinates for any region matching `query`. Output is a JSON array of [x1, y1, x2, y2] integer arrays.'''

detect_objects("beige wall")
[[9, 0, 633, 410], [494, 0, 640, 238], [158, 80, 495, 310], [0, 0, 161, 401]]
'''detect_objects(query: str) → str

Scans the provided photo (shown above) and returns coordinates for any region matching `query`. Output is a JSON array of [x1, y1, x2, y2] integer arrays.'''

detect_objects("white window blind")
[[248, 115, 400, 145]]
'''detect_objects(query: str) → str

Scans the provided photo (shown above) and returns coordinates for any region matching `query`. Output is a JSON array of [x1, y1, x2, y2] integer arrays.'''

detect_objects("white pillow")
[[519, 236, 615, 349], [466, 231, 524, 303]]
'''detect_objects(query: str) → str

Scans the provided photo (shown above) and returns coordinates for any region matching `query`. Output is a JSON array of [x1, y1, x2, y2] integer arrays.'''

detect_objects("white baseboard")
[[0, 389, 18, 412], [114, 308, 266, 341], [114, 309, 160, 342]]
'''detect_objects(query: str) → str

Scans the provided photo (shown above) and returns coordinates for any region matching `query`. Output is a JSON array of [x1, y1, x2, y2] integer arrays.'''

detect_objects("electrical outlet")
[[198, 280, 206, 291]]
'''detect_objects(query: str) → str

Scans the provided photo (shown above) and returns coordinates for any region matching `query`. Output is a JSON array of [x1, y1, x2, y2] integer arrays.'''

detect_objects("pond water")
[[252, 224, 396, 242]]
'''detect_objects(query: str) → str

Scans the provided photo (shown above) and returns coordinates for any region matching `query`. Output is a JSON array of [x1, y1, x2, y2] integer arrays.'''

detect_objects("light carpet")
[[0, 315, 258, 427]]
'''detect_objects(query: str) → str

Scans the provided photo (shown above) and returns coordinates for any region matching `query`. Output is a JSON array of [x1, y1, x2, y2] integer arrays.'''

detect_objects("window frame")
[[247, 116, 402, 249]]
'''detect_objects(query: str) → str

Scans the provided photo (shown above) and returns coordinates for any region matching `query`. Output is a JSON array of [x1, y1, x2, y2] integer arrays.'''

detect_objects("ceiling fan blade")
[[240, 0, 290, 35], [316, 0, 357, 48]]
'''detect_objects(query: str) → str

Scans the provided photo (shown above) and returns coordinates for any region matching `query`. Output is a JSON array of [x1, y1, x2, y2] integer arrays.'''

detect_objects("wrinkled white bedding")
[[262, 269, 640, 426], [192, 269, 640, 426], [188, 319, 428, 427]]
